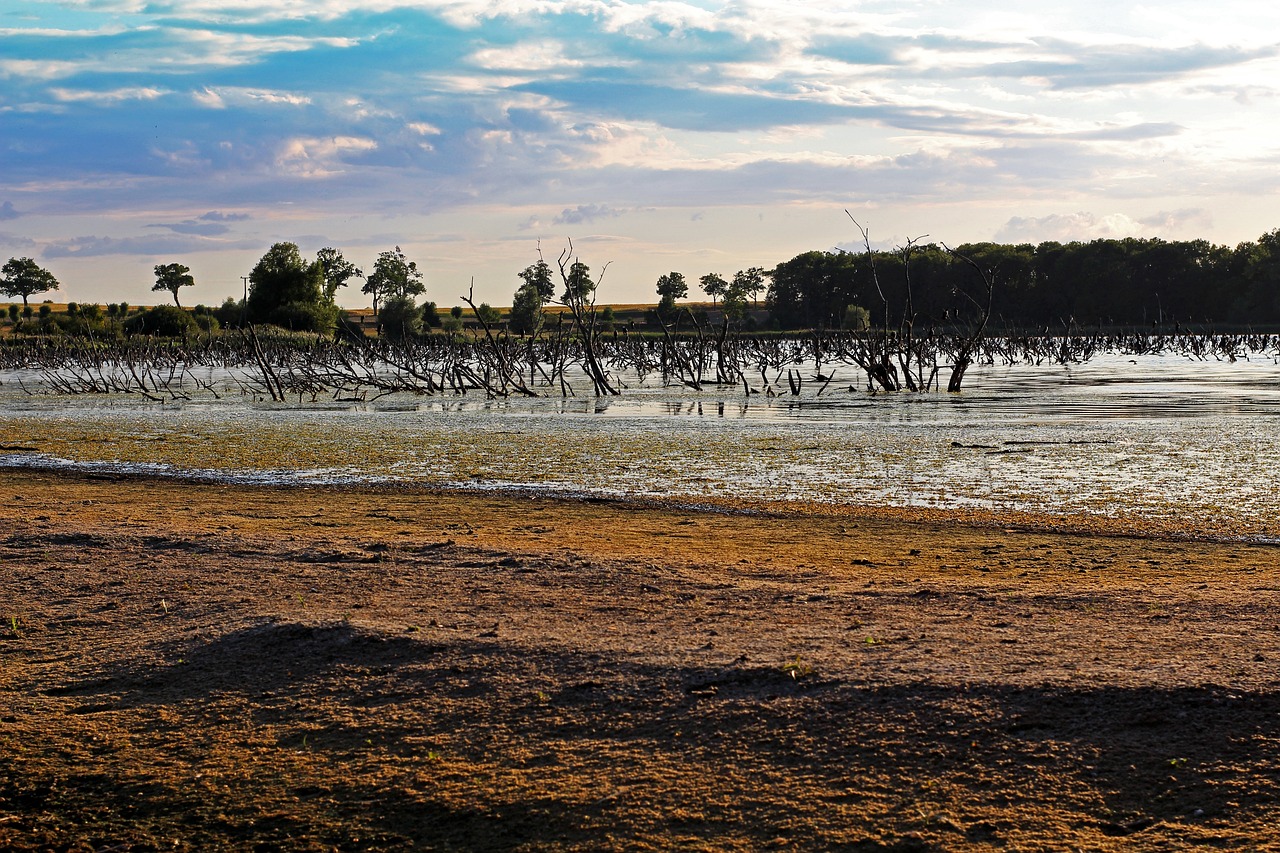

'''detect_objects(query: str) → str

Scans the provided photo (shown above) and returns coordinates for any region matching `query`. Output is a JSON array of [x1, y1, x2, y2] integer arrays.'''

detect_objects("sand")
[[2, 468, 1278, 851]]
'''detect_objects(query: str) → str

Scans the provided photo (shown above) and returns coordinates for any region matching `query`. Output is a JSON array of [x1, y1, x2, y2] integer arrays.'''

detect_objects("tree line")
[[5, 229, 1280, 339], [765, 230, 1280, 331]]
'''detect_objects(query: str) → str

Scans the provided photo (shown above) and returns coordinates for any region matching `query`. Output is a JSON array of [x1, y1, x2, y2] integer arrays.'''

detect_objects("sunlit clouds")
[[2, 0, 1278, 305]]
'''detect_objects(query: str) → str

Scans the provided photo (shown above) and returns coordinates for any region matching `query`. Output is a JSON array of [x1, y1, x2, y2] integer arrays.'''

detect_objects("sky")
[[2, 0, 1280, 309]]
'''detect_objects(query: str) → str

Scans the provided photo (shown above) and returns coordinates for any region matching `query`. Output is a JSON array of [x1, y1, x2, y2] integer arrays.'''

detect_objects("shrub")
[[265, 300, 339, 334], [377, 295, 422, 340], [194, 313, 220, 333], [123, 304, 198, 337], [214, 297, 244, 329], [421, 301, 442, 329]]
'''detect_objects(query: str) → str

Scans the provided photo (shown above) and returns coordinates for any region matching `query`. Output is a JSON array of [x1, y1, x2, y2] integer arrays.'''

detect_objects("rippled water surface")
[[3, 352, 1279, 538]]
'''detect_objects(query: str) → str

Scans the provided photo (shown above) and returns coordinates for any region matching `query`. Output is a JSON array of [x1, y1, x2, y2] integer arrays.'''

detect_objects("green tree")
[[700, 273, 727, 305], [364, 246, 424, 315], [377, 295, 423, 341], [843, 304, 871, 330], [152, 262, 194, 307], [733, 267, 766, 304], [510, 259, 556, 336], [656, 271, 688, 301], [420, 301, 442, 328], [246, 242, 335, 332], [509, 283, 545, 334], [518, 259, 556, 303], [123, 304, 198, 337], [315, 247, 363, 303], [561, 260, 595, 304], [766, 251, 859, 328], [1, 257, 59, 308], [655, 271, 688, 320]]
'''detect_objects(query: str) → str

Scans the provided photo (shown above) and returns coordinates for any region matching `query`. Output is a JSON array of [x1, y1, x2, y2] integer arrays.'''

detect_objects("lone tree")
[[1, 257, 59, 308], [699, 272, 727, 305], [315, 247, 363, 303], [152, 262, 194, 307], [655, 271, 688, 320], [363, 246, 424, 315]]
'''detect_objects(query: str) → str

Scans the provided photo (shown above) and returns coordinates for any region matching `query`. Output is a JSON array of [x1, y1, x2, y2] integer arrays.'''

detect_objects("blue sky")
[[3, 0, 1279, 308]]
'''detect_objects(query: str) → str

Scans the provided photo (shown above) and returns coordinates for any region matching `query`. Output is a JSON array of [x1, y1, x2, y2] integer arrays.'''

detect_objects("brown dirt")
[[2, 468, 1278, 851]]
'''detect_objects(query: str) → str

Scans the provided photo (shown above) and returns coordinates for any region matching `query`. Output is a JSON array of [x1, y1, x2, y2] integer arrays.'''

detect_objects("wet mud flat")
[[2, 469, 1278, 851]]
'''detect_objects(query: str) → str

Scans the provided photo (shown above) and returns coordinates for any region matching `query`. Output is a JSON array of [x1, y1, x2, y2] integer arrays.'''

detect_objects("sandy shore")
[[2, 468, 1278, 851]]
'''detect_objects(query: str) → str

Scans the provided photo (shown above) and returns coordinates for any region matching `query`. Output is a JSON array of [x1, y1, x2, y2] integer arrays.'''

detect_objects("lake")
[[3, 350, 1279, 541]]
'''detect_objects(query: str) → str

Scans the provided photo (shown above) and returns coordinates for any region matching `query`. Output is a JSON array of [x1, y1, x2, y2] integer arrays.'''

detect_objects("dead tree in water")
[[555, 241, 618, 396], [844, 214, 939, 391], [940, 244, 995, 392], [460, 280, 537, 397]]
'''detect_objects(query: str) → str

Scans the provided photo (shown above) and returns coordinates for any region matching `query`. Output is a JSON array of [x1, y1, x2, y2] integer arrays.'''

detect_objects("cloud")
[[554, 204, 626, 225], [146, 210, 253, 236], [973, 40, 1280, 90], [0, 232, 37, 252], [1138, 208, 1213, 232], [275, 136, 378, 177], [4, 0, 1279, 304], [0, 201, 20, 221], [1068, 122, 1183, 141], [994, 212, 1145, 243], [43, 233, 257, 258], [49, 86, 169, 104]]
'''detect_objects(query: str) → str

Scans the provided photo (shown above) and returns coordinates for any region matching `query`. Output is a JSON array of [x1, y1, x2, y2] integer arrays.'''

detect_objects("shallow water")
[[3, 352, 1279, 539]]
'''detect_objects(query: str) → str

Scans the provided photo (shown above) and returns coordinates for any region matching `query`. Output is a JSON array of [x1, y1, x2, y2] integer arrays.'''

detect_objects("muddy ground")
[[2, 469, 1278, 851]]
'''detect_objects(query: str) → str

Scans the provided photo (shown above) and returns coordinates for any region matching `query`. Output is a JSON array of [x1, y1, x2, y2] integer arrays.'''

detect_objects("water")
[[3, 352, 1279, 539]]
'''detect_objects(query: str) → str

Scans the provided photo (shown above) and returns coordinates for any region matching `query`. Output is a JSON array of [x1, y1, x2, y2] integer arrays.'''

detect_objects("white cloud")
[[50, 86, 169, 104], [554, 203, 627, 225], [0, 59, 80, 80], [275, 136, 378, 177], [994, 212, 1145, 243]]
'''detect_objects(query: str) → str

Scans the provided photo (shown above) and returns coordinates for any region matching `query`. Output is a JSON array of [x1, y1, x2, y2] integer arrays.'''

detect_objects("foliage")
[[1, 257, 59, 307], [843, 304, 871, 331], [656, 271, 688, 301], [732, 267, 766, 304], [511, 259, 558, 335], [246, 243, 334, 332], [561, 260, 595, 304], [475, 302, 501, 325], [655, 271, 687, 322], [152, 262, 195, 307], [214, 297, 245, 329], [518, 260, 556, 303], [420, 300, 442, 329], [509, 282, 545, 334], [315, 247, 363, 303], [700, 272, 728, 304], [364, 246, 424, 315], [377, 295, 423, 340], [765, 231, 1280, 330], [267, 300, 340, 335], [123, 305, 198, 337]]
